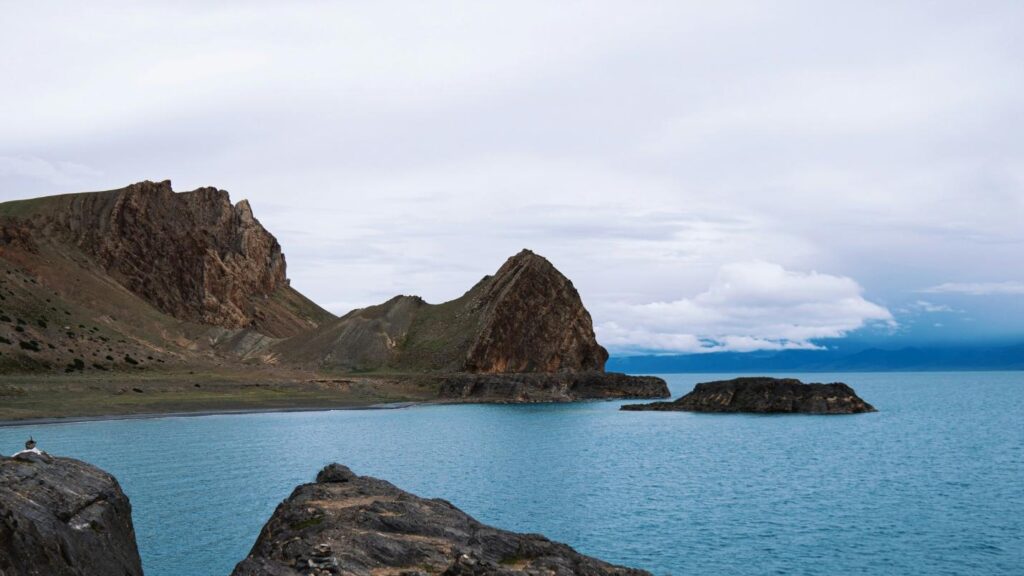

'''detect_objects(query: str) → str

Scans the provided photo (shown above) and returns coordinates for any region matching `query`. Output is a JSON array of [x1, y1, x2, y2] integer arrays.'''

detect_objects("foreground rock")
[[621, 377, 877, 414], [438, 371, 669, 403], [0, 451, 143, 576], [232, 464, 649, 576]]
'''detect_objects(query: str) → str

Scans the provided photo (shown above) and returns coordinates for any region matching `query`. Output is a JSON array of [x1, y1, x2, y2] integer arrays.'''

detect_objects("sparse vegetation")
[[19, 340, 41, 352]]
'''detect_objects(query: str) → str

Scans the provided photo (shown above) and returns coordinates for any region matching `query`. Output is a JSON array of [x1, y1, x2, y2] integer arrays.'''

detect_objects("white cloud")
[[0, 156, 102, 187], [595, 261, 894, 354], [921, 282, 1024, 296], [907, 300, 955, 313]]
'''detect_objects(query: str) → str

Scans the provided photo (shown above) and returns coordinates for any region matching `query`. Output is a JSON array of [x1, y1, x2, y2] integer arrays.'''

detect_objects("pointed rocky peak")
[[464, 249, 608, 373], [474, 249, 561, 307]]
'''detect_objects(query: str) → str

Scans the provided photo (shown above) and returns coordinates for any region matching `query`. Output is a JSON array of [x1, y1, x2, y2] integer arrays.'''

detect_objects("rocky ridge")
[[275, 250, 609, 374], [0, 181, 332, 373], [271, 250, 666, 401], [26, 180, 330, 337], [0, 449, 144, 576], [621, 376, 877, 414], [0, 183, 661, 408], [231, 463, 650, 576]]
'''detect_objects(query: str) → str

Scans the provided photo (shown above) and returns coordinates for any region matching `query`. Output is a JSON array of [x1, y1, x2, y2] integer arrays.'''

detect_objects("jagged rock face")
[[0, 453, 144, 576], [464, 250, 608, 373], [40, 180, 287, 332], [232, 464, 649, 576], [438, 371, 670, 403], [621, 377, 877, 414]]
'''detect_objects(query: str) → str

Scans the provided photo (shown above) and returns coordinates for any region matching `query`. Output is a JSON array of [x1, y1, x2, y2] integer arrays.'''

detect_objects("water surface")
[[2, 372, 1022, 575]]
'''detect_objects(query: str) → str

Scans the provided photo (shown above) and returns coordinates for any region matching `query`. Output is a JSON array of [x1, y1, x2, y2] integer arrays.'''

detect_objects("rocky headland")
[[0, 449, 144, 576], [276, 249, 668, 402], [0, 182, 665, 419], [621, 377, 877, 414], [231, 463, 649, 576]]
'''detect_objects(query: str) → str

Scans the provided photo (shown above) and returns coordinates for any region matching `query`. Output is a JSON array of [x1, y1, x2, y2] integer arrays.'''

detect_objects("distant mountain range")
[[607, 344, 1024, 373]]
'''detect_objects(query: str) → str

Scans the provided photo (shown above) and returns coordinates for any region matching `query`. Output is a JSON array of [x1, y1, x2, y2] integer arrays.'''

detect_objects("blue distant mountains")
[[607, 343, 1024, 373]]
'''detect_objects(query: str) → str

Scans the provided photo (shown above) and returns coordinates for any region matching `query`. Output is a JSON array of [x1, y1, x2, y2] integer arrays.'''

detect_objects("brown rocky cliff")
[[25, 180, 327, 337], [464, 249, 609, 373]]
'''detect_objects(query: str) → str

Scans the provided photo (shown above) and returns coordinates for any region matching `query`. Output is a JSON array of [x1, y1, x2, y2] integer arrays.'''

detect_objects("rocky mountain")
[[621, 376, 877, 414], [232, 463, 649, 576], [0, 181, 332, 372], [0, 450, 144, 576], [269, 249, 667, 400], [275, 250, 609, 373], [0, 182, 665, 407]]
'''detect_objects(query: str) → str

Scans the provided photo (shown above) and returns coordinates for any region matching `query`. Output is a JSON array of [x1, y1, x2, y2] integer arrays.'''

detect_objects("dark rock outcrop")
[[438, 371, 669, 403], [621, 377, 877, 414], [0, 452, 144, 576], [232, 464, 649, 576]]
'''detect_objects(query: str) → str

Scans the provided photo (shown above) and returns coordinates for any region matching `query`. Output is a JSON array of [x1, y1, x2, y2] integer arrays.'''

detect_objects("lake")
[[2, 372, 1022, 575]]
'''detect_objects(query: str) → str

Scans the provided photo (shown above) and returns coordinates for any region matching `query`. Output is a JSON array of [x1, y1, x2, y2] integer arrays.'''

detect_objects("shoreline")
[[0, 401, 423, 429]]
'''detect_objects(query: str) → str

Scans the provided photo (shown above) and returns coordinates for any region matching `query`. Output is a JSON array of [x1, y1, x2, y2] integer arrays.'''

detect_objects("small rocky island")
[[621, 377, 877, 414], [0, 448, 144, 576], [232, 464, 649, 575]]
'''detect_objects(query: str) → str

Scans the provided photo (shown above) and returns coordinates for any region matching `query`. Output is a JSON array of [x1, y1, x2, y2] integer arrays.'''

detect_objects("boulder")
[[0, 453, 144, 576], [232, 464, 649, 576]]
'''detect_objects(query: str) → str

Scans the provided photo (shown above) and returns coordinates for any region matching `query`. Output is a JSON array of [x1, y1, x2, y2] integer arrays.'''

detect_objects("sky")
[[1, 1, 1022, 355]]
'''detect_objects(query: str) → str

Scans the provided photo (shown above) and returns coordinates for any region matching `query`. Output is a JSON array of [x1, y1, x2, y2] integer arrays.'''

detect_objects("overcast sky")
[[2, 1, 1022, 354]]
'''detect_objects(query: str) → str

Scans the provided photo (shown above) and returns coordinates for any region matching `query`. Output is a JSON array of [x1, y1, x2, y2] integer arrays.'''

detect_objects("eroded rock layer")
[[0, 452, 143, 576], [232, 463, 650, 576], [621, 377, 877, 414]]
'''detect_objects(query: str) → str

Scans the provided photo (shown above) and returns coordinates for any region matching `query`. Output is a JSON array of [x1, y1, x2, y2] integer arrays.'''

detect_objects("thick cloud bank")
[[597, 262, 893, 354]]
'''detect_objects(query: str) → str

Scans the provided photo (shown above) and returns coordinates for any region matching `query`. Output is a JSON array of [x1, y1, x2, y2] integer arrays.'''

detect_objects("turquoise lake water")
[[2, 372, 1022, 575]]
